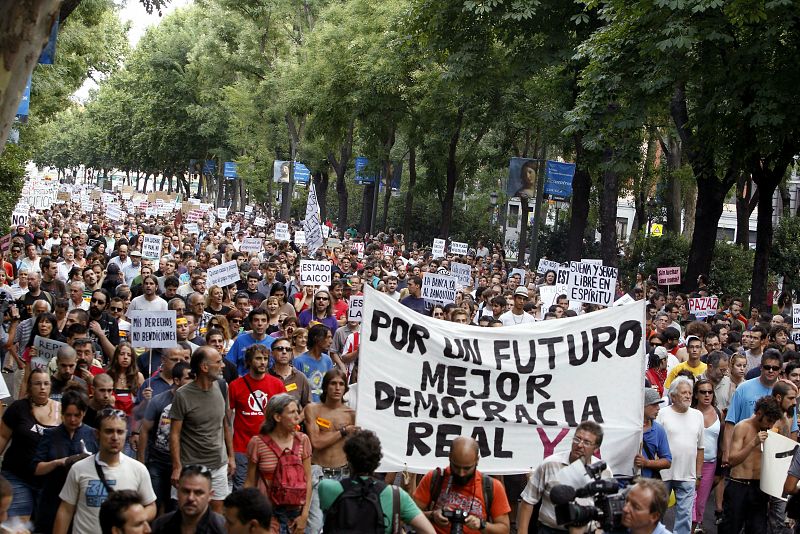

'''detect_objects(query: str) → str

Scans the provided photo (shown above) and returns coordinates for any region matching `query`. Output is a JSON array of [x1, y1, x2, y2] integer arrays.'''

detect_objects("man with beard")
[[151, 464, 225, 533], [414, 436, 511, 534], [82, 265, 101, 297], [87, 289, 120, 360], [129, 274, 167, 312]]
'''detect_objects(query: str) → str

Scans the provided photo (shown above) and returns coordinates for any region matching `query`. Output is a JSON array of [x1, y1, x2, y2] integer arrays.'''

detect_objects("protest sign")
[[383, 245, 394, 256], [300, 260, 332, 286], [421, 273, 457, 305], [32, 335, 67, 369], [792, 330, 800, 345], [688, 296, 719, 319], [580, 259, 603, 265], [510, 268, 527, 284], [11, 212, 27, 227], [274, 222, 290, 241], [207, 260, 241, 288], [106, 205, 124, 221], [141, 235, 162, 260], [240, 238, 263, 254], [614, 293, 636, 307], [354, 242, 365, 258], [657, 267, 681, 286], [294, 230, 306, 246], [537, 259, 561, 275], [145, 207, 157, 218], [217, 207, 228, 219], [254, 217, 267, 227], [450, 241, 468, 256], [356, 288, 645, 474], [322, 225, 330, 238], [567, 261, 618, 307], [450, 262, 472, 288], [184, 223, 199, 235], [348, 296, 364, 322], [793, 304, 800, 329], [432, 238, 446, 259], [539, 285, 558, 308], [761, 431, 797, 499], [128, 310, 177, 349]]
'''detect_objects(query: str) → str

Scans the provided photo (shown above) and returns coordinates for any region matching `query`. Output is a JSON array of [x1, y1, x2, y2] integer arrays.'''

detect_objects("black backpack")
[[324, 477, 400, 534]]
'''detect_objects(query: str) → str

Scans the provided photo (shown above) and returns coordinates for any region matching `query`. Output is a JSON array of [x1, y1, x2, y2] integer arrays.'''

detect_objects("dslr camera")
[[441, 507, 469, 534], [552, 460, 629, 533]]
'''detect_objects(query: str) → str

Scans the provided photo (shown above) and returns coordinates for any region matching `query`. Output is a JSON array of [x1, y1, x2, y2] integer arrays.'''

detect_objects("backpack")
[[427, 467, 494, 514], [324, 477, 400, 534], [261, 435, 307, 507]]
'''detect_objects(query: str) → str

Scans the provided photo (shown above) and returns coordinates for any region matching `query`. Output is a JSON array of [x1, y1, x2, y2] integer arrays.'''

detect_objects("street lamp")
[[489, 191, 498, 224]]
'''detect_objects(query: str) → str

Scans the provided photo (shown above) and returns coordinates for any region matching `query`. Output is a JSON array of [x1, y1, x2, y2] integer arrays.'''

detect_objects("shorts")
[[171, 463, 230, 501]]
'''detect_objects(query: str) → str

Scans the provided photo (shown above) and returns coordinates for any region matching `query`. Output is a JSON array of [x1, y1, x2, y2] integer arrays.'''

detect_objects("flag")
[[303, 182, 324, 255]]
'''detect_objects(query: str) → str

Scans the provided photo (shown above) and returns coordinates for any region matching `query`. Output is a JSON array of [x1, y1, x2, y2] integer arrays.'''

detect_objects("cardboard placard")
[[449, 241, 468, 256], [450, 262, 472, 288], [300, 260, 332, 286], [207, 260, 242, 288], [274, 223, 290, 241], [432, 239, 446, 259], [688, 296, 719, 319], [657, 267, 681, 286], [421, 273, 457, 305], [567, 261, 618, 307], [348, 296, 364, 322], [128, 311, 177, 349], [239, 238, 263, 254], [141, 234, 163, 260]]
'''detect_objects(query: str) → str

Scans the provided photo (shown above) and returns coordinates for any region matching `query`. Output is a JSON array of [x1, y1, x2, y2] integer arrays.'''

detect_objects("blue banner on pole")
[[543, 160, 576, 200], [16, 75, 32, 120], [38, 19, 59, 64], [223, 161, 238, 179], [355, 156, 376, 185], [293, 162, 311, 185], [203, 160, 216, 175]]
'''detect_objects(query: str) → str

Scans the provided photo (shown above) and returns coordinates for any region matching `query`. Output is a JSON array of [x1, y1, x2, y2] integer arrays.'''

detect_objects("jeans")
[[305, 464, 349, 534], [147, 458, 174, 512], [768, 495, 790, 534], [1, 470, 36, 518], [664, 479, 695, 534], [275, 506, 302, 534], [234, 452, 249, 492]]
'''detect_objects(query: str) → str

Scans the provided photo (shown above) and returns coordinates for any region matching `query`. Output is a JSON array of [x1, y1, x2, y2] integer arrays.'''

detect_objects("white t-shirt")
[[499, 309, 535, 327], [59, 454, 156, 534], [656, 406, 704, 481], [128, 294, 168, 312]]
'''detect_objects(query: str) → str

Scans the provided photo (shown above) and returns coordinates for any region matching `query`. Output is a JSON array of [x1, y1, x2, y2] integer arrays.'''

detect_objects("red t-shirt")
[[229, 374, 287, 453], [333, 299, 348, 321]]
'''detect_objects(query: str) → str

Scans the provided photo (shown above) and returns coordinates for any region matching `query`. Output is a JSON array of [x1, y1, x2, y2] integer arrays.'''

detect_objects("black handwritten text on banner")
[[356, 288, 645, 475]]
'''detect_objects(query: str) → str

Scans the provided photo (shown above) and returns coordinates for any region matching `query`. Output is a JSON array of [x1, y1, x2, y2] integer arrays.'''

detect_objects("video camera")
[[552, 460, 629, 533], [0, 292, 17, 321]]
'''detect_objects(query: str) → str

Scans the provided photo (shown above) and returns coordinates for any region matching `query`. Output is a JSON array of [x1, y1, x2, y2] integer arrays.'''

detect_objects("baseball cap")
[[653, 346, 668, 360], [645, 388, 664, 406], [514, 286, 529, 298]]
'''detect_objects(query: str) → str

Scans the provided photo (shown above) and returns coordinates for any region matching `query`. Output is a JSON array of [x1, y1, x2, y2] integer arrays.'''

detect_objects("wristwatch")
[[479, 518, 487, 531]]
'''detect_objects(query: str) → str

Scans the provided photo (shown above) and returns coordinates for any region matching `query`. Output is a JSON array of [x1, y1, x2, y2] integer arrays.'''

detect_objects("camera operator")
[[517, 421, 611, 533], [413, 436, 511, 533], [620, 479, 671, 534]]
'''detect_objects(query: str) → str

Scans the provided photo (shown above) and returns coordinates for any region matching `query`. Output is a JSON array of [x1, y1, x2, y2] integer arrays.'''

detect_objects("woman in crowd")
[[205, 284, 231, 316], [690, 378, 722, 533], [246, 394, 312, 533], [271, 316, 299, 340], [106, 342, 144, 416], [264, 296, 284, 335], [226, 309, 245, 339], [294, 285, 314, 314], [292, 327, 308, 359], [32, 388, 97, 533], [19, 312, 64, 396], [0, 369, 60, 523], [208, 315, 234, 353]]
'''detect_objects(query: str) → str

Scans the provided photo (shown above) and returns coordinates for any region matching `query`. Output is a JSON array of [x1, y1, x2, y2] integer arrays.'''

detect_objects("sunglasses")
[[180, 464, 212, 479], [272, 346, 291, 352], [763, 365, 781, 372], [315, 297, 329, 301], [98, 408, 126, 419], [109, 307, 123, 312]]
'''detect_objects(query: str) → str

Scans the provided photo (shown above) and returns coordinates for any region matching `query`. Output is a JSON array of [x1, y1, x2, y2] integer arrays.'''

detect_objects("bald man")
[[413, 437, 511, 534]]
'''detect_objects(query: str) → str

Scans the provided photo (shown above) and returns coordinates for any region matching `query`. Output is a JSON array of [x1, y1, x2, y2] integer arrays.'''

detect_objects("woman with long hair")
[[226, 309, 245, 340], [205, 284, 231, 316], [0, 369, 60, 523], [246, 394, 312, 533], [207, 315, 234, 354], [294, 285, 314, 314], [690, 378, 722, 533], [19, 312, 64, 396], [106, 342, 144, 416], [73, 247, 87, 269], [292, 328, 308, 358], [264, 296, 283, 335]]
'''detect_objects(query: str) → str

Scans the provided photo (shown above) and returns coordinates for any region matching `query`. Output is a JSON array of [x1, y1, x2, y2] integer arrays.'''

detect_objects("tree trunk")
[[681, 181, 697, 239], [439, 109, 464, 239], [281, 114, 304, 221], [599, 149, 620, 267], [631, 127, 657, 237], [566, 135, 591, 262], [329, 118, 354, 233], [312, 169, 329, 223], [660, 132, 683, 234], [359, 184, 374, 235], [380, 126, 396, 232], [735, 172, 752, 247], [402, 145, 417, 240]]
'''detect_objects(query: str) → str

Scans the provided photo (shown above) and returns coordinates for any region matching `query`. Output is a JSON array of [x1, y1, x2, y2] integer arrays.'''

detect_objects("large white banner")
[[303, 182, 324, 255], [356, 288, 645, 475]]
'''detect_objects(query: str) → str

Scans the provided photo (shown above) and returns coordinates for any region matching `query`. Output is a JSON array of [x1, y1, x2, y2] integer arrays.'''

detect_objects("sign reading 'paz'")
[[356, 287, 646, 475]]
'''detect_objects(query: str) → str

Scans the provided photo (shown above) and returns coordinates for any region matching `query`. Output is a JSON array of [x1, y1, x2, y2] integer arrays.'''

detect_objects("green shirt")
[[319, 477, 422, 533]]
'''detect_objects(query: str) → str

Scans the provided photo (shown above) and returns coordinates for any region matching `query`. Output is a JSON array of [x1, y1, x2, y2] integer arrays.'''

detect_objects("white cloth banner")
[[356, 288, 645, 475], [128, 310, 177, 349], [141, 235, 163, 260], [207, 260, 241, 288], [303, 182, 324, 255]]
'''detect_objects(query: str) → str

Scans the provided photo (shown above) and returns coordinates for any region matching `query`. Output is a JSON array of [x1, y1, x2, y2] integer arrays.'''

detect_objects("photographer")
[[517, 421, 611, 533], [413, 436, 511, 533], [620, 479, 671, 534]]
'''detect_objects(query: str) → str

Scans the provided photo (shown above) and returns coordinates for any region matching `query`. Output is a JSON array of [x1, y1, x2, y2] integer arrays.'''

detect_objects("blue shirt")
[[136, 373, 171, 404], [726, 377, 799, 432], [400, 295, 429, 315], [227, 333, 275, 377], [297, 310, 339, 335], [293, 352, 334, 402], [641, 421, 672, 479]]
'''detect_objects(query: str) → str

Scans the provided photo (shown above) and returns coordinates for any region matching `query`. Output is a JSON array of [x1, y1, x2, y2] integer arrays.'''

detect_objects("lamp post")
[[489, 191, 498, 224]]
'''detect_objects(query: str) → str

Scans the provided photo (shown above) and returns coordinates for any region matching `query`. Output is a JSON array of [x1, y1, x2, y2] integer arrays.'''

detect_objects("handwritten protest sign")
[[537, 259, 561, 275], [32, 336, 67, 370], [688, 296, 719, 319], [217, 207, 228, 219], [300, 260, 332, 286], [793, 304, 800, 329], [450, 241, 468, 256], [354, 242, 365, 258], [141, 235, 163, 260], [184, 223, 199, 235], [128, 311, 177, 349], [539, 285, 558, 308], [207, 260, 241, 288], [274, 223, 290, 241], [239, 238, 263, 254], [567, 261, 618, 307], [432, 239, 446, 259], [614, 293, 636, 307], [450, 262, 472, 288], [348, 296, 364, 322], [421, 273, 457, 305], [383, 245, 394, 256], [294, 230, 306, 246], [356, 288, 645, 474], [254, 217, 267, 227], [657, 267, 681, 286]]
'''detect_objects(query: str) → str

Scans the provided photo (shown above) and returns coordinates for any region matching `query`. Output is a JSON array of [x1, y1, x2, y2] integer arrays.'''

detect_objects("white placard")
[[240, 238, 263, 254], [432, 238, 446, 259], [383, 245, 394, 256], [11, 212, 28, 227], [275, 223, 290, 241], [793, 305, 800, 329], [614, 293, 636, 307], [510, 268, 527, 285], [449, 241, 468, 256], [450, 262, 472, 288], [567, 261, 618, 307], [348, 296, 364, 323], [580, 259, 603, 265], [106, 205, 124, 221], [207, 260, 241, 288], [184, 223, 200, 235], [128, 310, 177, 349], [33, 336, 67, 370], [537, 259, 561, 275], [322, 225, 331, 238], [300, 260, 332, 286], [356, 288, 645, 474], [657, 267, 681, 286], [217, 207, 228, 219], [421, 273, 457, 305], [245, 205, 254, 213], [761, 430, 797, 500], [688, 296, 719, 319], [539, 285, 559, 309], [145, 207, 157, 218], [254, 216, 267, 228], [294, 230, 306, 246], [141, 235, 163, 260], [354, 242, 365, 258]]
